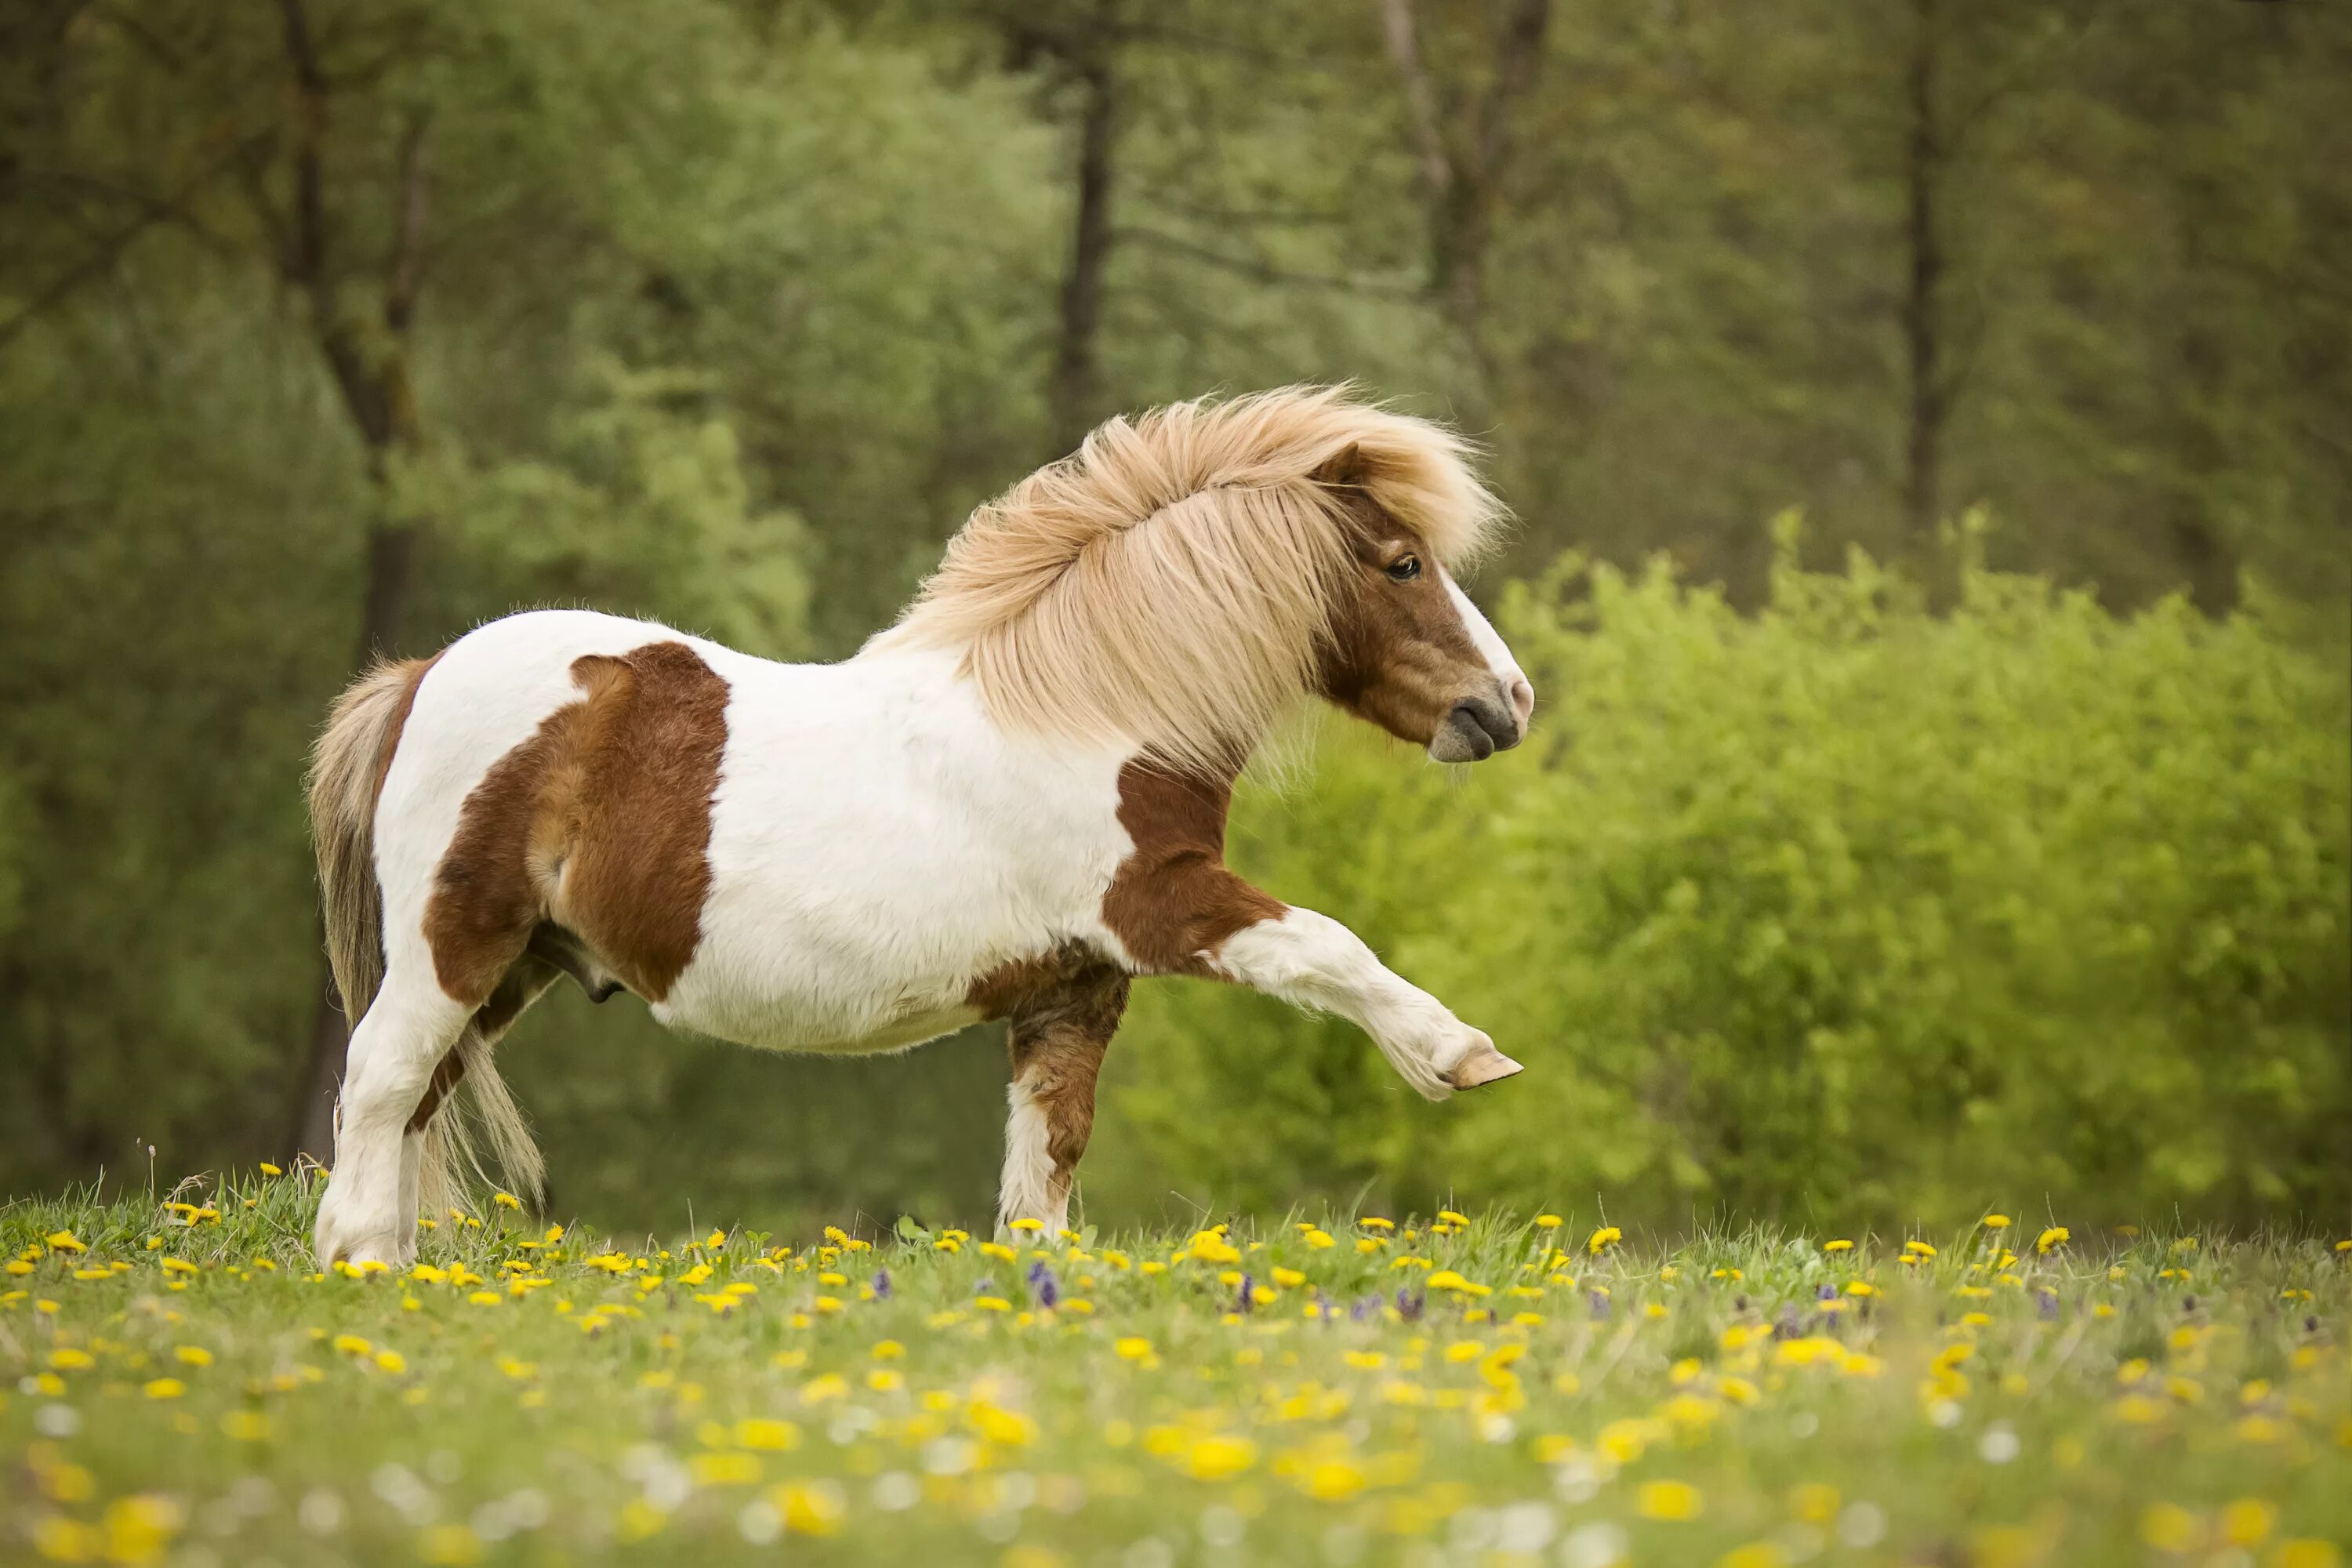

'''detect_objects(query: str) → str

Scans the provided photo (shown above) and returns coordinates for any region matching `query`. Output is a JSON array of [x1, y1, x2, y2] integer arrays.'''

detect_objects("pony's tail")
[[309, 659, 430, 1039], [418, 1033, 545, 1215], [310, 658, 546, 1213]]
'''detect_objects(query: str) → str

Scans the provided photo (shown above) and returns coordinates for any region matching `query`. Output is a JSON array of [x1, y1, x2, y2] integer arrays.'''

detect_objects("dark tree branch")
[[1474, 0, 1553, 183], [278, 0, 331, 296], [0, 214, 160, 354], [384, 111, 430, 332], [1047, 0, 1122, 453], [1377, 0, 1554, 359], [0, 136, 276, 354], [1377, 0, 1453, 206], [1904, 0, 1945, 540], [1120, 226, 1419, 299]]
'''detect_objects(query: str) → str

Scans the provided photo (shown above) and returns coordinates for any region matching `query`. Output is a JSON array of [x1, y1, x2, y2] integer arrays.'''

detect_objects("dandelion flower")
[[1587, 1226, 1621, 1256], [1638, 1479, 1703, 1521]]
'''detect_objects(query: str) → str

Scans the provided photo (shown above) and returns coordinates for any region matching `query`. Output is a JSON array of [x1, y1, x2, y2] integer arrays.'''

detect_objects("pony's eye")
[[1386, 555, 1421, 582]]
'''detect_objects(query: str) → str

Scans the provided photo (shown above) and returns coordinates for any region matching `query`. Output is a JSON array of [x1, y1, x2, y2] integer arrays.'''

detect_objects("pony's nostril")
[[1507, 676, 1534, 728]]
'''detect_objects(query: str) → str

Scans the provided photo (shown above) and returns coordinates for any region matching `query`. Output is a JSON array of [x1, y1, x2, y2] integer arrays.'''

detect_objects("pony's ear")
[[1310, 443, 1363, 488]]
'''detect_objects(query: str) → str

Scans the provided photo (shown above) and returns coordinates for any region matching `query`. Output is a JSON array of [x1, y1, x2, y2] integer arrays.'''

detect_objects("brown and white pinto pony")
[[307, 386, 1534, 1267]]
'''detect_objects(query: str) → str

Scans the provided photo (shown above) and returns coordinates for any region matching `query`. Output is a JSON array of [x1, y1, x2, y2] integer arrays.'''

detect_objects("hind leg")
[[316, 966, 471, 1269], [396, 957, 562, 1237], [997, 971, 1128, 1236]]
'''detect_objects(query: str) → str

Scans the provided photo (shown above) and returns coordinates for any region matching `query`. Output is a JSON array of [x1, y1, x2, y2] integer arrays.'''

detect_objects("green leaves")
[[1104, 546, 2352, 1231]]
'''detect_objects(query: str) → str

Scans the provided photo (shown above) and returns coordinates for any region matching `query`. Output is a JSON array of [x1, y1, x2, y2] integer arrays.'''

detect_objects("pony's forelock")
[[878, 386, 1506, 775]]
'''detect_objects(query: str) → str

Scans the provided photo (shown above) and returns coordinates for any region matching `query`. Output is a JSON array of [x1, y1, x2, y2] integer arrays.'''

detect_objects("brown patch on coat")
[[966, 941, 1115, 1022], [1312, 493, 1490, 747], [1099, 762, 1286, 976], [1006, 966, 1130, 1206], [372, 652, 445, 805], [423, 641, 728, 1009]]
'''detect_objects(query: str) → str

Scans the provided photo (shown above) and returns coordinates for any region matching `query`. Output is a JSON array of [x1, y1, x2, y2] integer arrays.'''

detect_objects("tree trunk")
[[1902, 0, 1945, 543], [274, 6, 437, 1160], [1377, 0, 1553, 393], [1050, 19, 1119, 456]]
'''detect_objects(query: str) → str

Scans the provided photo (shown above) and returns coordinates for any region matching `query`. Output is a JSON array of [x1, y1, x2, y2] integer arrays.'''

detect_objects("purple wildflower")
[[1395, 1288, 1425, 1323], [1588, 1290, 1611, 1320], [1025, 1258, 1059, 1309], [2037, 1290, 2059, 1321], [872, 1269, 891, 1301], [1817, 1283, 1838, 1302], [1235, 1274, 1255, 1314], [1351, 1294, 1378, 1323]]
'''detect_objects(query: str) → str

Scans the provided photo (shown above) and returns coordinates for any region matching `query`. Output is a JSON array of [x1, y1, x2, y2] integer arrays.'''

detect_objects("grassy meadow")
[[2, 1171, 2347, 1568]]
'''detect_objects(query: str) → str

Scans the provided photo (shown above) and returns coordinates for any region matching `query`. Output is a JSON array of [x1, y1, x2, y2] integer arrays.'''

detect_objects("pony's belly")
[[651, 978, 983, 1058]]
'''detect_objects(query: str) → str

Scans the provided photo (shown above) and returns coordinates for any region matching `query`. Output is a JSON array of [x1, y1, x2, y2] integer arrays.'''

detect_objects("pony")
[[307, 386, 1534, 1266]]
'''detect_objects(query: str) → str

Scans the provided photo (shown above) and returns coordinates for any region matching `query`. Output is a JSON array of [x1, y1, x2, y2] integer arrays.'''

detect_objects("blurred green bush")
[[1096, 523, 2352, 1230]]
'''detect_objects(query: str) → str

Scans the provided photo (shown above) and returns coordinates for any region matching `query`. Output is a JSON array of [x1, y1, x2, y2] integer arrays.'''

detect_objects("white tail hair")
[[308, 659, 543, 1211]]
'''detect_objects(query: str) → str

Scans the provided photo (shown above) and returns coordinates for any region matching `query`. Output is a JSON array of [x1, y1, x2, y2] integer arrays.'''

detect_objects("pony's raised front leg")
[[997, 974, 1130, 1236], [314, 968, 470, 1269], [1214, 907, 1521, 1102]]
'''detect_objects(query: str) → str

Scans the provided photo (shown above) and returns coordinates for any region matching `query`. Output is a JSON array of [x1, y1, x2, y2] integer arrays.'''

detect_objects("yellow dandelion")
[[220, 1410, 274, 1442], [2139, 1503, 2201, 1552], [771, 1481, 844, 1537], [1587, 1226, 1622, 1256], [417, 1523, 485, 1566], [1638, 1479, 1703, 1521]]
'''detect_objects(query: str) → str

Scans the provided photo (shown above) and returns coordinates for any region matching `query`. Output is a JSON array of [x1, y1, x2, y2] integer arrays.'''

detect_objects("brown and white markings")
[[307, 387, 1535, 1267]]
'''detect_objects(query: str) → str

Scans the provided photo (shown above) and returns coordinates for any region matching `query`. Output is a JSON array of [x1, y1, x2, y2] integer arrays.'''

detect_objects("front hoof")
[[1446, 1040, 1524, 1091]]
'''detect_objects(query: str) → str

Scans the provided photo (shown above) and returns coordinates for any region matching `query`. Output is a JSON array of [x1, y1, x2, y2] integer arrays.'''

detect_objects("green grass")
[[3, 1174, 2347, 1567]]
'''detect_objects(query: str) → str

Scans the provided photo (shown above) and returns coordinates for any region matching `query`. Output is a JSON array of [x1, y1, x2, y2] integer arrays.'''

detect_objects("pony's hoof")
[[1446, 1043, 1523, 1091]]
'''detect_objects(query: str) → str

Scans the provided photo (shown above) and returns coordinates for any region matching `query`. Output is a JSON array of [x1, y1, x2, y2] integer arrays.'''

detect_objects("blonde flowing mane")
[[878, 386, 1506, 775]]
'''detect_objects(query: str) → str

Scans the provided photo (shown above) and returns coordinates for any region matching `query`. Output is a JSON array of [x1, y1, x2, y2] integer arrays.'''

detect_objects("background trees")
[[2, 0, 2343, 1229]]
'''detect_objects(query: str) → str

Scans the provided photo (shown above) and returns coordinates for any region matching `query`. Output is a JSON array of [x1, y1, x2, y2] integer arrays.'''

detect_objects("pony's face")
[[1317, 499, 1535, 762]]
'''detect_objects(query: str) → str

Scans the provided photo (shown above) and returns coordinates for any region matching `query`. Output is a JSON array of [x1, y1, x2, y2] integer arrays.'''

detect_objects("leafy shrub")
[[1099, 527, 2351, 1229]]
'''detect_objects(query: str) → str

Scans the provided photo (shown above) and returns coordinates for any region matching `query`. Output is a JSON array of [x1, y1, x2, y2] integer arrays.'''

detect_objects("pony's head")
[[883, 386, 1532, 774], [1310, 447, 1534, 762]]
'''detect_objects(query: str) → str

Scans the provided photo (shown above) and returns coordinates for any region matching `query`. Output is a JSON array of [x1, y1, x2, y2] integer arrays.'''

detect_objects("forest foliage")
[[1, 0, 2345, 1228]]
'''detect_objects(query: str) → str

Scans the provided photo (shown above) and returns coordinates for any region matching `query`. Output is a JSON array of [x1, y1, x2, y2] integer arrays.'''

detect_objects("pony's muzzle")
[[1429, 689, 1523, 763]]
